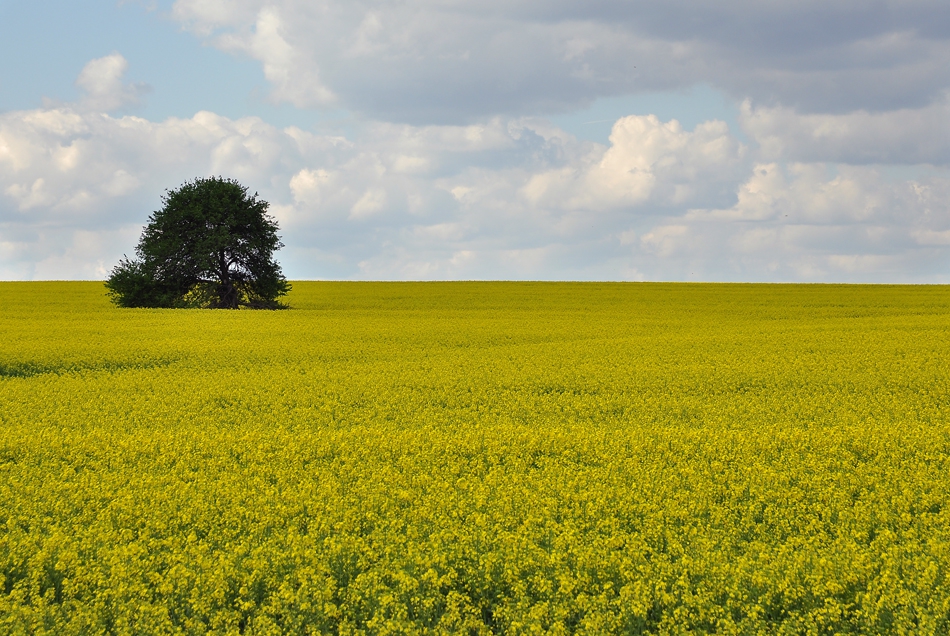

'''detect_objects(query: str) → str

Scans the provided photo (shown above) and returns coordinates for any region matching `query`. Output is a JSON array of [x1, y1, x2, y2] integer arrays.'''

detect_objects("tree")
[[106, 177, 291, 309]]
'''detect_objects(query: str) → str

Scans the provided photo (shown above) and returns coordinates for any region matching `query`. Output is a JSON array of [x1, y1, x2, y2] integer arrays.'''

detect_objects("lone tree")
[[106, 177, 291, 309]]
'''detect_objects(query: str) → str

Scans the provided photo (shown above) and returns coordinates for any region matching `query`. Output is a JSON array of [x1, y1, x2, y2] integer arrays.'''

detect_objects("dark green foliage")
[[106, 177, 291, 309], [104, 256, 185, 308]]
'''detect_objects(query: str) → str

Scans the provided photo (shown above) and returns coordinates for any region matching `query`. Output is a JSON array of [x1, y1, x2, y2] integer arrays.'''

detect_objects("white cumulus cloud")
[[76, 53, 150, 113], [4, 53, 950, 282], [523, 116, 747, 211]]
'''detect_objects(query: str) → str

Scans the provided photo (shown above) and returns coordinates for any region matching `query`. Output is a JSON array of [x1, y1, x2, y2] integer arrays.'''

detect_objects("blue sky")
[[1, 0, 949, 281], [1, 2, 290, 122]]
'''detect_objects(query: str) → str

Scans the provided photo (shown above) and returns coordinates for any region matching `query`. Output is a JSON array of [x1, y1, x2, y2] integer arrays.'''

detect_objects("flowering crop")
[[1, 281, 949, 634]]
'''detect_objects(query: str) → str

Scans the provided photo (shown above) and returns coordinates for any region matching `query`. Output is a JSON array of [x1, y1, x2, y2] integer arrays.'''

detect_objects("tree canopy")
[[106, 177, 291, 309]]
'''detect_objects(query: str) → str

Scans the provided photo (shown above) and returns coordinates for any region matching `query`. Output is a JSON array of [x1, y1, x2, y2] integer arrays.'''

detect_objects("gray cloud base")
[[172, 0, 950, 121]]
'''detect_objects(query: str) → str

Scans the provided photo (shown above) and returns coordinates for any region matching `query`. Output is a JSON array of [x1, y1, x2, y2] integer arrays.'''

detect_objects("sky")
[[2, 1, 950, 282]]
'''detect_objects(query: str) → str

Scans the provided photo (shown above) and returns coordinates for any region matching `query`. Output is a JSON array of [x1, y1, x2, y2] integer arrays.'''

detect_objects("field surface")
[[1, 281, 950, 635]]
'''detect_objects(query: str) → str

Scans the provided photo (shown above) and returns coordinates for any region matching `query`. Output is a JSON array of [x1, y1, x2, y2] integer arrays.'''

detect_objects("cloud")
[[75, 53, 150, 113], [912, 229, 950, 246], [740, 96, 950, 165], [0, 89, 328, 277], [0, 107, 299, 225], [522, 115, 747, 211], [687, 163, 899, 224], [168, 0, 950, 122], [4, 54, 950, 282], [675, 163, 950, 281], [161, 0, 950, 193]]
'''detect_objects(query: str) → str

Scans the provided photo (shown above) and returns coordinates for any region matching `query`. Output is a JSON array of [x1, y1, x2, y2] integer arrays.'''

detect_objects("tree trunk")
[[217, 252, 238, 309]]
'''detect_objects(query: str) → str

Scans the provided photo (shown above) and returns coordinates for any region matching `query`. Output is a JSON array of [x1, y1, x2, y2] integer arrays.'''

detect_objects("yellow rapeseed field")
[[1, 281, 949, 635]]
